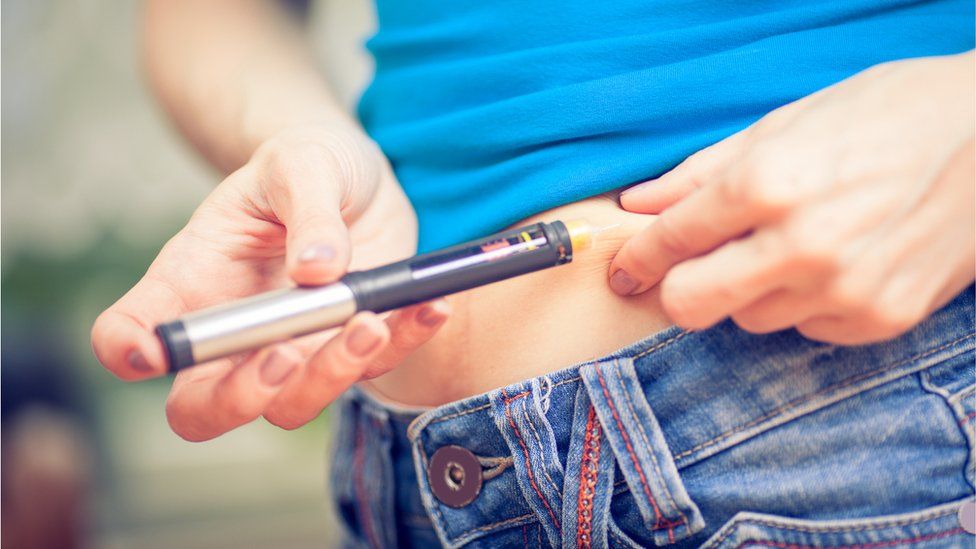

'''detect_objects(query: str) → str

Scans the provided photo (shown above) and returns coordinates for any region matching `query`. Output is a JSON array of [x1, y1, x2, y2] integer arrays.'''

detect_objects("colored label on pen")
[[411, 228, 548, 279]]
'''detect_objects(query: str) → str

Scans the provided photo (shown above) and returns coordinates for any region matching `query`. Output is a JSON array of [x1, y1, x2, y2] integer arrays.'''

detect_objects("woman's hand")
[[91, 126, 450, 441], [611, 52, 974, 344]]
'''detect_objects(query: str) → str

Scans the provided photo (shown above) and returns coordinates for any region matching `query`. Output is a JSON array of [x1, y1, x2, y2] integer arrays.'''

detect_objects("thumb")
[[262, 157, 359, 286], [261, 138, 386, 286], [284, 191, 353, 286], [91, 272, 188, 380], [619, 131, 746, 214]]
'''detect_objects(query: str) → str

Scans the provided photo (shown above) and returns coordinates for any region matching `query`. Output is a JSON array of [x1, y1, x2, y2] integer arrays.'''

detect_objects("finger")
[[610, 153, 793, 296], [620, 131, 749, 214], [659, 229, 830, 328], [799, 269, 972, 346], [795, 315, 895, 345], [798, 152, 976, 346], [366, 299, 451, 378], [730, 288, 828, 334], [263, 312, 389, 430], [264, 159, 354, 286], [91, 273, 189, 380], [165, 344, 302, 442]]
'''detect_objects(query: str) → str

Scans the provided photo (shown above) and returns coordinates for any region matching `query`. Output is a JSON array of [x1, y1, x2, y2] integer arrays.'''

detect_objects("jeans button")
[[959, 499, 976, 535], [428, 445, 482, 508]]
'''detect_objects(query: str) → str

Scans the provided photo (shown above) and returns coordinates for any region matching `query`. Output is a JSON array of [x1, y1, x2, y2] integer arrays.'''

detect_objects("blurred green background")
[[2, 1, 372, 547]]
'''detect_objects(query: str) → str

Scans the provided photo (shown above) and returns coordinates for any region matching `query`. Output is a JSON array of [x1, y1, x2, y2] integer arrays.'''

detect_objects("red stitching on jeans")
[[733, 527, 967, 549], [502, 389, 562, 532], [353, 419, 381, 549], [593, 368, 668, 531], [576, 406, 602, 549], [615, 358, 688, 533], [504, 390, 531, 403], [959, 411, 976, 426]]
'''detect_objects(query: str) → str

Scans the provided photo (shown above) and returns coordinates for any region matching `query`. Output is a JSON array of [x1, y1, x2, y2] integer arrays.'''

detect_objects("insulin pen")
[[156, 219, 602, 371]]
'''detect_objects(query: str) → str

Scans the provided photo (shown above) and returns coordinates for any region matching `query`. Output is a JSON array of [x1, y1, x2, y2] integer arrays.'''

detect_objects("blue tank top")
[[358, 1, 974, 251]]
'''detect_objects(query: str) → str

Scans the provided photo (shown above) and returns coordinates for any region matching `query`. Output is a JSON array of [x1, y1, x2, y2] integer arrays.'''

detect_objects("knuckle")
[[677, 148, 714, 178], [862, 301, 919, 338], [716, 173, 750, 208], [826, 280, 868, 312], [746, 178, 790, 215], [390, 326, 426, 354], [362, 361, 397, 380], [783, 227, 841, 274], [796, 322, 834, 343], [264, 412, 307, 431], [212, 385, 258, 423], [314, 353, 363, 385], [660, 278, 700, 327], [619, 245, 661, 285], [708, 280, 741, 306], [165, 397, 208, 442], [653, 216, 695, 260], [731, 311, 776, 334], [733, 149, 795, 215], [750, 107, 794, 139]]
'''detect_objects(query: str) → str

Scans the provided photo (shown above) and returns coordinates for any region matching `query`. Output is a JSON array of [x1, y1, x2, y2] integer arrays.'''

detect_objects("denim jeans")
[[330, 288, 976, 548]]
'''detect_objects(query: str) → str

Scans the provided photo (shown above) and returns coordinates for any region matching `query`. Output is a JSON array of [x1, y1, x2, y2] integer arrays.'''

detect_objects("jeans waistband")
[[339, 288, 975, 548]]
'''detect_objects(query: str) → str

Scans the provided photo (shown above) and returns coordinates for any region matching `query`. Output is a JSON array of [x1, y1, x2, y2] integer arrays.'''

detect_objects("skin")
[[93, 1, 974, 437], [610, 52, 975, 344], [91, 0, 448, 441]]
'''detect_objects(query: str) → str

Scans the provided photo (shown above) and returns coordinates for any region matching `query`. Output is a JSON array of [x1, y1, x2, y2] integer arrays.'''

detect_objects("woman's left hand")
[[610, 52, 975, 344]]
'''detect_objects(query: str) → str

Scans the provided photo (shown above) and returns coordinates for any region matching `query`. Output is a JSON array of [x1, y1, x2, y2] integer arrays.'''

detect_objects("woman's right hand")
[[91, 125, 450, 441]]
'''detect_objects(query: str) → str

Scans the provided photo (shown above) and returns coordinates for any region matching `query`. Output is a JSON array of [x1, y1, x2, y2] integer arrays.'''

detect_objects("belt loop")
[[560, 383, 616, 549], [581, 358, 705, 545], [490, 385, 566, 547]]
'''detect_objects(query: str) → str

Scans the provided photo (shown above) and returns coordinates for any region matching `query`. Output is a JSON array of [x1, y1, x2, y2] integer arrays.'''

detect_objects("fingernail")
[[127, 349, 154, 372], [610, 269, 640, 295], [299, 244, 336, 263], [260, 352, 296, 386], [620, 180, 652, 196], [347, 324, 381, 357], [417, 303, 447, 327]]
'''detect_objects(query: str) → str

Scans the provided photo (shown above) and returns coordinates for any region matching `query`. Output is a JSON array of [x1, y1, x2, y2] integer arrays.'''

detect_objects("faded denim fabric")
[[330, 288, 976, 548]]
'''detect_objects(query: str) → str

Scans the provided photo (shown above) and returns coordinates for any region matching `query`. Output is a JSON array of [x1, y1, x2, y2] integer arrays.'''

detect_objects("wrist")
[[238, 93, 362, 164]]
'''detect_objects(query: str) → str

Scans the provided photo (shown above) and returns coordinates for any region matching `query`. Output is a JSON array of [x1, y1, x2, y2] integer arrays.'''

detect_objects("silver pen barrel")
[[156, 219, 605, 373], [157, 282, 357, 371]]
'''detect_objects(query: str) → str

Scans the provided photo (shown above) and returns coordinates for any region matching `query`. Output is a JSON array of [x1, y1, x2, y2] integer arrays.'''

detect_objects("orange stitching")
[[614, 358, 687, 527], [593, 367, 665, 527], [576, 406, 602, 549], [455, 513, 535, 543], [632, 331, 690, 360], [502, 388, 562, 532], [734, 527, 966, 549], [672, 332, 975, 462], [426, 377, 584, 427], [959, 411, 976, 426]]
